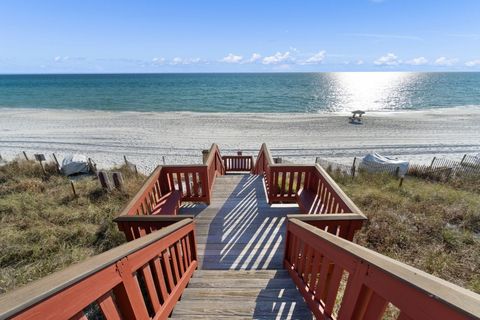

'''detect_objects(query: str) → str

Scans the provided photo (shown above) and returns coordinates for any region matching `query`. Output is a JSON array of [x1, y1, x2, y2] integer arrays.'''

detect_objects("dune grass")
[[329, 170, 480, 293], [0, 159, 145, 294]]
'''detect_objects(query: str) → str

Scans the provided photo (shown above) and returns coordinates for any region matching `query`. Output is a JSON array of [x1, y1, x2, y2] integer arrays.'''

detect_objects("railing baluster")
[[169, 245, 181, 283], [162, 250, 175, 292], [141, 264, 162, 312], [152, 257, 169, 304], [175, 241, 185, 275]]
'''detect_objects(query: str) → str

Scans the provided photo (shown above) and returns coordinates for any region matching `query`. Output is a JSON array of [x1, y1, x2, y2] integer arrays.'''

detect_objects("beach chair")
[[349, 110, 365, 123]]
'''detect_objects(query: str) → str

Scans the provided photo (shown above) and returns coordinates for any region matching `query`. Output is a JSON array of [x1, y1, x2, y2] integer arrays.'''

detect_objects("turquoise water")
[[0, 72, 480, 113]]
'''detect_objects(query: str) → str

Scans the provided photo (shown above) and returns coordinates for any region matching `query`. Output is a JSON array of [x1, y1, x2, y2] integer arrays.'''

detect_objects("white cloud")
[[170, 57, 203, 65], [406, 57, 428, 65], [356, 59, 364, 65], [465, 59, 480, 67], [54, 56, 69, 62], [374, 53, 400, 65], [221, 53, 243, 63], [248, 53, 262, 63], [302, 51, 326, 64], [434, 57, 458, 66], [152, 57, 165, 64], [262, 51, 292, 65]]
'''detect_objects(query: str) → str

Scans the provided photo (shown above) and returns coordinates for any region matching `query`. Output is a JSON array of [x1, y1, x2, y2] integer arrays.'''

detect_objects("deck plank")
[[174, 174, 311, 319]]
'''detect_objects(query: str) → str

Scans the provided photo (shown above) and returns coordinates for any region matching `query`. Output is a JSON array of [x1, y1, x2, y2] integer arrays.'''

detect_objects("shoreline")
[[1, 107, 479, 173], [2, 105, 480, 116]]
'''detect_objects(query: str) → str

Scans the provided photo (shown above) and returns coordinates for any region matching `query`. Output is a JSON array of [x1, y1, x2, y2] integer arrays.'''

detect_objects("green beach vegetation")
[[329, 169, 480, 293], [0, 158, 478, 296], [0, 159, 144, 294]]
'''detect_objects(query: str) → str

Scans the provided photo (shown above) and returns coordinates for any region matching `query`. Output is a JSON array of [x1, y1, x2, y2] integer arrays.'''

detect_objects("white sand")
[[1, 107, 479, 173]]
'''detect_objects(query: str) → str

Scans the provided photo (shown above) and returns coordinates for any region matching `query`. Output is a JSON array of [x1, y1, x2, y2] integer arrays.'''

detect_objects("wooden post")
[[88, 158, 97, 174], [52, 153, 61, 173], [202, 150, 209, 164], [460, 154, 467, 165], [35, 154, 47, 176], [395, 166, 400, 178], [399, 177, 404, 188], [429, 157, 436, 169], [134, 165, 138, 175], [70, 181, 77, 197], [351, 157, 357, 179], [112, 172, 124, 190], [98, 171, 112, 191], [23, 151, 29, 161], [162, 156, 166, 165], [124, 155, 129, 166]]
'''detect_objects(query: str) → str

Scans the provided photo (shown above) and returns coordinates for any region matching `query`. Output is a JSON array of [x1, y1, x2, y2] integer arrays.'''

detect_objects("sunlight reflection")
[[325, 72, 417, 112]]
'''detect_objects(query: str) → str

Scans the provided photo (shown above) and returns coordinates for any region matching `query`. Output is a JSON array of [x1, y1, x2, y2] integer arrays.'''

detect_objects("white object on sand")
[[361, 153, 409, 176], [61, 154, 90, 176]]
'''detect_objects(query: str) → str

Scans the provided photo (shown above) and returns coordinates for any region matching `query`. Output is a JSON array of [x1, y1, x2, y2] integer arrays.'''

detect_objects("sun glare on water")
[[327, 72, 416, 112]]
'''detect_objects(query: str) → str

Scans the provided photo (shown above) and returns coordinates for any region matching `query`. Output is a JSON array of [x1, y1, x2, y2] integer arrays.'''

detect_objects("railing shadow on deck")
[[201, 174, 298, 270], [251, 270, 314, 320]]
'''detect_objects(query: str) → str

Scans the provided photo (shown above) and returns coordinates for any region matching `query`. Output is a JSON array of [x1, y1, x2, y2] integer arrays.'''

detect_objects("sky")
[[1, 0, 480, 73]]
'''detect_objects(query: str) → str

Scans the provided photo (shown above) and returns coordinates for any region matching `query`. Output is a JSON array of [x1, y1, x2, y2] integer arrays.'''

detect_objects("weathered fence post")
[[88, 158, 97, 174], [399, 177, 404, 187], [112, 172, 124, 190], [429, 157, 436, 169], [52, 153, 61, 173], [351, 157, 357, 179], [70, 181, 77, 197], [123, 155, 129, 166], [395, 166, 400, 178], [98, 171, 112, 191], [460, 154, 467, 165], [162, 156, 166, 165], [34, 154, 47, 176], [22, 151, 29, 161]]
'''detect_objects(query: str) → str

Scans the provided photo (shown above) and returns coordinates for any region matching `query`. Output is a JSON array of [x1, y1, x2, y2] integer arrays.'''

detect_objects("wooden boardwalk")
[[173, 174, 313, 319]]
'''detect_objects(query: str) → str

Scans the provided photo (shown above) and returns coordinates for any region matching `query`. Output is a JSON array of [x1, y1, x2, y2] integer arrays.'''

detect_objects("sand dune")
[[1, 107, 479, 173]]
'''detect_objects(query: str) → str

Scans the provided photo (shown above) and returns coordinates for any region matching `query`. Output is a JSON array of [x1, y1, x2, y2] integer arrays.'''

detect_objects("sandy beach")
[[1, 107, 479, 173]]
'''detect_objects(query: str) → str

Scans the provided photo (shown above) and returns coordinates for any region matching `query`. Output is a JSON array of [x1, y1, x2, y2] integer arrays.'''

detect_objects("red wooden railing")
[[118, 143, 225, 218], [119, 166, 164, 216], [114, 144, 225, 240], [204, 143, 225, 199], [253, 143, 362, 215], [159, 165, 209, 202], [114, 215, 195, 241], [0, 219, 197, 320], [222, 155, 254, 172], [284, 218, 480, 320]]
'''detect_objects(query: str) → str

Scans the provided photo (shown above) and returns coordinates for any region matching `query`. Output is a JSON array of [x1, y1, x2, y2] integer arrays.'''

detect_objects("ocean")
[[0, 72, 480, 113]]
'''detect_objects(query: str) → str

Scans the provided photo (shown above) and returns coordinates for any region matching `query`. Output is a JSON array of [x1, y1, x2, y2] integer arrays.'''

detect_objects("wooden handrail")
[[114, 215, 195, 241], [118, 165, 163, 216], [284, 218, 480, 319], [253, 143, 363, 217], [0, 219, 198, 320], [286, 214, 366, 241]]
